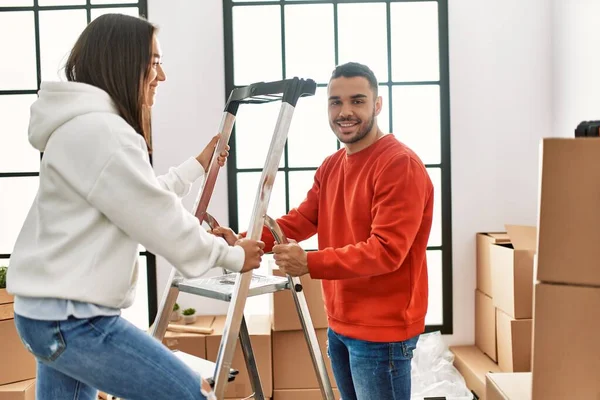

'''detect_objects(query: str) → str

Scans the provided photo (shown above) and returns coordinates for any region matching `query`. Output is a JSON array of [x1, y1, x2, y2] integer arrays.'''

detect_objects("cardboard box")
[[272, 268, 328, 331], [495, 309, 531, 372], [477, 232, 510, 296], [450, 345, 501, 400], [0, 320, 36, 386], [537, 138, 600, 287], [272, 388, 341, 400], [0, 290, 13, 305], [532, 282, 600, 399], [485, 373, 531, 400], [206, 315, 272, 398], [161, 315, 214, 359], [272, 329, 336, 390], [490, 225, 536, 319], [0, 304, 13, 322], [0, 379, 35, 400], [0, 290, 14, 322], [475, 289, 497, 361]]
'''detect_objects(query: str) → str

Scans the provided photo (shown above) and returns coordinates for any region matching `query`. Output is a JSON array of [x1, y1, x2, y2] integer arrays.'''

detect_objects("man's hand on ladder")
[[273, 240, 309, 277], [235, 238, 265, 272]]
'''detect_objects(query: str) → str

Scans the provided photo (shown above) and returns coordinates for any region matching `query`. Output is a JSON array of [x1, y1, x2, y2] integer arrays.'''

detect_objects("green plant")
[[182, 308, 196, 316], [173, 303, 180, 311], [0, 266, 7, 289]]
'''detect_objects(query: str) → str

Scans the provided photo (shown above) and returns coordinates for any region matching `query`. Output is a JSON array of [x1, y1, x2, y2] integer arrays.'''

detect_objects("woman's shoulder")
[[64, 112, 146, 150]]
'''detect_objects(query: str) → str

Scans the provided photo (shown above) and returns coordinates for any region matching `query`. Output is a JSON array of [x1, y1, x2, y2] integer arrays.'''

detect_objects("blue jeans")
[[14, 314, 213, 400], [327, 328, 419, 400]]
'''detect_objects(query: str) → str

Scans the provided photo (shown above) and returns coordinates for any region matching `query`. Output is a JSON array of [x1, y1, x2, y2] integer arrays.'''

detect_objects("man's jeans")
[[14, 314, 214, 400], [327, 328, 419, 400]]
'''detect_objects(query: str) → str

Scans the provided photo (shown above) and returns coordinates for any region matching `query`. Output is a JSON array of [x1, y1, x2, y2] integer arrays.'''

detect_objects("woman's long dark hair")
[[65, 13, 155, 150]]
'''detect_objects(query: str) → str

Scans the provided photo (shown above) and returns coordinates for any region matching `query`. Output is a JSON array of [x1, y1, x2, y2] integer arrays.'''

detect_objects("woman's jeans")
[[327, 327, 419, 400], [14, 314, 215, 400]]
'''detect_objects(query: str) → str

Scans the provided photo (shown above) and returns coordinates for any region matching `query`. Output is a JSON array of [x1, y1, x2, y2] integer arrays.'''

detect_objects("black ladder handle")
[[225, 77, 317, 115]]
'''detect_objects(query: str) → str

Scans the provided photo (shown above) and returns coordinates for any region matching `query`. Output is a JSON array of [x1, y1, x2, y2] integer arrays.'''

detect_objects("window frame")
[[222, 0, 453, 334]]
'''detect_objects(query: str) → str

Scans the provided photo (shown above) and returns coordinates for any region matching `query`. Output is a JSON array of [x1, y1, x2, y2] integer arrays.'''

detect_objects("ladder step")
[[171, 350, 238, 383], [177, 274, 289, 302]]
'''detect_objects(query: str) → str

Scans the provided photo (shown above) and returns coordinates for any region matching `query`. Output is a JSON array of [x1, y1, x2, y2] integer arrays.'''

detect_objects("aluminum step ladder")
[[149, 78, 335, 400]]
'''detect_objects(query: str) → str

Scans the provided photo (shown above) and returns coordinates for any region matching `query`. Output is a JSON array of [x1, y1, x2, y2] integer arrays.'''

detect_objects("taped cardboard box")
[[490, 225, 536, 319], [0, 319, 36, 386], [486, 373, 531, 400], [476, 232, 510, 297], [532, 282, 600, 399], [537, 138, 600, 287], [272, 268, 328, 332], [496, 309, 531, 372], [272, 329, 336, 390], [475, 289, 497, 361], [0, 289, 14, 322], [161, 315, 214, 359], [0, 379, 35, 400], [450, 345, 501, 400]]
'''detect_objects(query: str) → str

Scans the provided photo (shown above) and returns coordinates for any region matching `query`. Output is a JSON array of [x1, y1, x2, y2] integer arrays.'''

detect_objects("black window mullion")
[[86, 0, 91, 23], [333, 2, 341, 151], [438, 0, 452, 335], [280, 0, 291, 213], [0, 172, 39, 178], [136, 0, 156, 329], [33, 0, 41, 90], [223, 0, 239, 233], [386, 1, 393, 134]]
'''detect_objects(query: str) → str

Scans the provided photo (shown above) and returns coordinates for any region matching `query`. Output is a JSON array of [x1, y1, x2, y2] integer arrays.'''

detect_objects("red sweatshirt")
[[261, 134, 433, 342]]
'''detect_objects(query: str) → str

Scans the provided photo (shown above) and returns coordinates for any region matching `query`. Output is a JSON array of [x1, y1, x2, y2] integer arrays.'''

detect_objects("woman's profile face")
[[145, 34, 166, 107]]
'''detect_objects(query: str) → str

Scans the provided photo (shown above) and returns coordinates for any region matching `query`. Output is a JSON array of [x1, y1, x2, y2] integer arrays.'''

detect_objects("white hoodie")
[[7, 81, 243, 309]]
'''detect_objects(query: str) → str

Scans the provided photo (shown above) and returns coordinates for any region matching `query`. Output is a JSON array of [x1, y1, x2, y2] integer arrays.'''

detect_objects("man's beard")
[[335, 110, 376, 144]]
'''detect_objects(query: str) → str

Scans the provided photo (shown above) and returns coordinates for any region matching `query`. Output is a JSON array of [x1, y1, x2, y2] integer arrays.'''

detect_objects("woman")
[[6, 13, 264, 400]]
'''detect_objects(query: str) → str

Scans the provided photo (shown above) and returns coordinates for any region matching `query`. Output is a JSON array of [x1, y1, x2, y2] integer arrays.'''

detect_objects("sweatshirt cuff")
[[307, 251, 328, 280], [178, 157, 205, 184], [221, 244, 245, 273]]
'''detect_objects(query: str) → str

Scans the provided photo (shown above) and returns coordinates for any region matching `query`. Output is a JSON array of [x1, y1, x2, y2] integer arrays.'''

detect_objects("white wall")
[[147, 0, 555, 344], [552, 0, 600, 138], [434, 0, 552, 345], [148, 0, 231, 315]]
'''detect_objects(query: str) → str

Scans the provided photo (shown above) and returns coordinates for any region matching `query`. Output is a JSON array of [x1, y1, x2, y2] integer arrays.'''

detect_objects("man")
[[217, 62, 433, 400]]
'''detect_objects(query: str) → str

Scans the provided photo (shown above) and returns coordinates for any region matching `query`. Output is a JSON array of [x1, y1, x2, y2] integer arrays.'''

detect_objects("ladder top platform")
[[177, 274, 290, 302]]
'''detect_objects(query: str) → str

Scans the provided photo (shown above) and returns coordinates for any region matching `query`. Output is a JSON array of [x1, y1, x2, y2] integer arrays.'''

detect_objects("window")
[[223, 0, 452, 333], [0, 0, 156, 331]]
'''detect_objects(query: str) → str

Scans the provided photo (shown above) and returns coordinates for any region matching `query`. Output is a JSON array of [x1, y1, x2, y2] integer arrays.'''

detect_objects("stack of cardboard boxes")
[[0, 287, 36, 399], [487, 138, 600, 399], [530, 138, 600, 399], [451, 224, 536, 399], [472, 138, 600, 399], [488, 225, 535, 374], [270, 268, 339, 400]]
